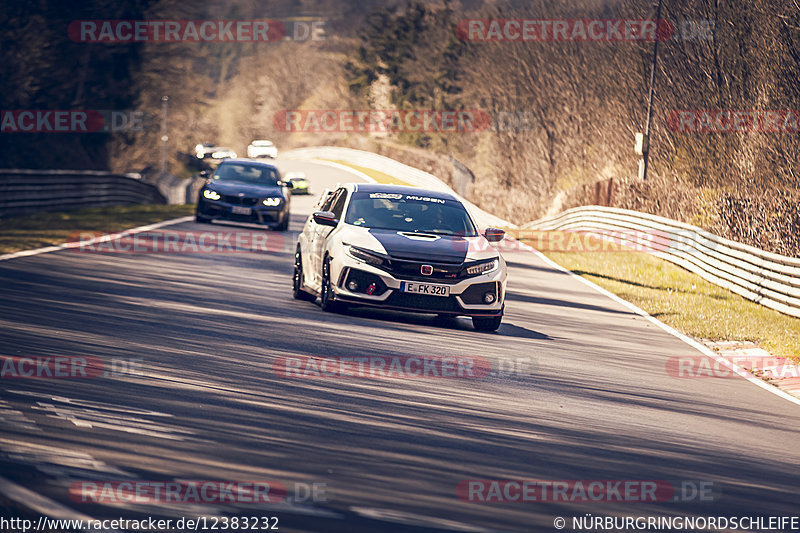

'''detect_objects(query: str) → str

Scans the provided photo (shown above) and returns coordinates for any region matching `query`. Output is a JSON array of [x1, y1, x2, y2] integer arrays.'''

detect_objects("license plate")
[[400, 281, 450, 297], [231, 206, 252, 215]]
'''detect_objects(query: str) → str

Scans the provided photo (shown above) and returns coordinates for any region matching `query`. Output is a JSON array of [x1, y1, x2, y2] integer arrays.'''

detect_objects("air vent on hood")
[[398, 232, 440, 240]]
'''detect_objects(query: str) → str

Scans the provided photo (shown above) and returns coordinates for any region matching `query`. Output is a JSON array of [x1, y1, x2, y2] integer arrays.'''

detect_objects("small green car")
[[286, 172, 310, 195]]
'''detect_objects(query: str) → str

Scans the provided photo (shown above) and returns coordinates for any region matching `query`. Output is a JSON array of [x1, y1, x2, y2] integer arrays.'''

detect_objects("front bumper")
[[329, 253, 506, 317], [196, 198, 285, 226]]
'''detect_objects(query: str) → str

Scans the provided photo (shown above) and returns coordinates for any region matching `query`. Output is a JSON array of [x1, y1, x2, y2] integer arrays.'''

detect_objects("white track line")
[[0, 216, 194, 262]]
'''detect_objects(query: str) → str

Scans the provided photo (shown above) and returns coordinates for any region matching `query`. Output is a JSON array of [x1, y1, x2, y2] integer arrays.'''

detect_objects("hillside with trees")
[[2, 0, 798, 254]]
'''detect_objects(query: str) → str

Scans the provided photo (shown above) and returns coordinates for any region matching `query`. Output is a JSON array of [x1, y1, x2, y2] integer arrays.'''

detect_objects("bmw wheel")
[[276, 214, 289, 232]]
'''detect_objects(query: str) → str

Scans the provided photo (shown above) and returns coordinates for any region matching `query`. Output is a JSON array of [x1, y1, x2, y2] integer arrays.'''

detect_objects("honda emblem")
[[420, 264, 433, 275]]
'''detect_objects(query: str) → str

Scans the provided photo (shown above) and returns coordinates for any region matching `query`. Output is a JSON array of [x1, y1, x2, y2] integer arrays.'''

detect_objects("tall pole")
[[641, 0, 664, 181], [160, 95, 169, 175]]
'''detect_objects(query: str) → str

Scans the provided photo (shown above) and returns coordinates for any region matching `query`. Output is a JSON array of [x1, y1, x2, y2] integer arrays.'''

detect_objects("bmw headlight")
[[203, 189, 221, 201], [262, 197, 282, 206], [347, 246, 387, 267], [465, 258, 499, 276]]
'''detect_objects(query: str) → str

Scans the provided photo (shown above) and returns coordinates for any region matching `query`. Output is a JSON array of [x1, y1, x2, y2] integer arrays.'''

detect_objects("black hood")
[[207, 181, 282, 197], [369, 229, 468, 264]]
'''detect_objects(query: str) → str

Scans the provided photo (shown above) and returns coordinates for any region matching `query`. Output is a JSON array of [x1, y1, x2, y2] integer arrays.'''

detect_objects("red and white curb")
[[703, 341, 800, 400]]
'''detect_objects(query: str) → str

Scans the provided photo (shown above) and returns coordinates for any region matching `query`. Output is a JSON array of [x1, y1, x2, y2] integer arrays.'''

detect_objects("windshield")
[[344, 192, 478, 236], [213, 163, 279, 185]]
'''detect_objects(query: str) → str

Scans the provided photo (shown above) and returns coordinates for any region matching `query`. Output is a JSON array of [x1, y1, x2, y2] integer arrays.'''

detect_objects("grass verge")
[[0, 204, 194, 255], [326, 160, 413, 187], [541, 250, 800, 360]]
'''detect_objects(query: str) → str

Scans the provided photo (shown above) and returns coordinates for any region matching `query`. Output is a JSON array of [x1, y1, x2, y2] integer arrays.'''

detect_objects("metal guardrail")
[[282, 146, 514, 230], [524, 206, 800, 318], [0, 169, 166, 217]]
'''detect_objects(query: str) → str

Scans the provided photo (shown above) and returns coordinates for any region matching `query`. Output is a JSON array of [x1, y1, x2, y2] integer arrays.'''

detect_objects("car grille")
[[381, 259, 464, 283], [222, 195, 260, 206], [379, 258, 495, 284], [384, 292, 463, 312]]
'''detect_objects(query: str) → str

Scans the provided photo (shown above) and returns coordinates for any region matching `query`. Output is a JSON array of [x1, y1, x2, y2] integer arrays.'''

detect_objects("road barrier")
[[524, 206, 800, 318], [0, 169, 165, 217]]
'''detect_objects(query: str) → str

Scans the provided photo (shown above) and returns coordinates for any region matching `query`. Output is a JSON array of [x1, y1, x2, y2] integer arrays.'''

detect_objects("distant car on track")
[[195, 159, 293, 231], [247, 140, 278, 159], [195, 142, 217, 159], [284, 172, 310, 195], [209, 147, 237, 160], [292, 183, 507, 330]]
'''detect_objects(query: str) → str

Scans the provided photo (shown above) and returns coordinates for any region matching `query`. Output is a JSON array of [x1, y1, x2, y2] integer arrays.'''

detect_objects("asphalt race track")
[[1, 158, 799, 532]]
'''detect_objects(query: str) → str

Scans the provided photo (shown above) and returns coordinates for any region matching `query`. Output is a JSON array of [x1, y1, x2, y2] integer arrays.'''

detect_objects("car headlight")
[[262, 197, 282, 206], [203, 189, 221, 201], [465, 258, 499, 276], [347, 246, 388, 268]]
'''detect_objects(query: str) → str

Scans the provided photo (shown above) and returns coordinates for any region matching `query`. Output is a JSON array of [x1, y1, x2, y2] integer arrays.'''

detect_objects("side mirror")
[[484, 228, 505, 243], [313, 211, 339, 227], [281, 180, 294, 189]]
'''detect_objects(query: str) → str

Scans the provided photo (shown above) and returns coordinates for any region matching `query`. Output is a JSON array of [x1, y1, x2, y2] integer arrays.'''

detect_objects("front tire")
[[275, 211, 289, 231], [195, 214, 210, 223], [472, 315, 502, 332], [292, 247, 316, 302], [320, 256, 345, 313]]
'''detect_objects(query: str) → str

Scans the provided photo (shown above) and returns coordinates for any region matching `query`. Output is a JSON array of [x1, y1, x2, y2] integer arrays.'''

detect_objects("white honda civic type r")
[[292, 183, 508, 331]]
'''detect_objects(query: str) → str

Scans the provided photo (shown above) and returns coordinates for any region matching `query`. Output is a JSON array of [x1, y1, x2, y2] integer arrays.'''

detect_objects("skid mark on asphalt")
[[34, 403, 194, 441], [0, 399, 40, 432], [351, 506, 490, 532], [6, 390, 196, 441], [108, 295, 293, 323], [0, 438, 132, 480]]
